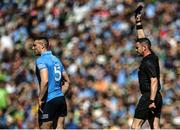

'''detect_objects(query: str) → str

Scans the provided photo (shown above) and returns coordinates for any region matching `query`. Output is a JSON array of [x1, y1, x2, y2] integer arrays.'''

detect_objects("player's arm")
[[61, 71, 70, 95], [135, 5, 145, 38], [39, 68, 48, 102]]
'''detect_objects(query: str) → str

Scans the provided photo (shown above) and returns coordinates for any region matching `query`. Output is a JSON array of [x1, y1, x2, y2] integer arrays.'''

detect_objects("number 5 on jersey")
[[54, 65, 61, 81]]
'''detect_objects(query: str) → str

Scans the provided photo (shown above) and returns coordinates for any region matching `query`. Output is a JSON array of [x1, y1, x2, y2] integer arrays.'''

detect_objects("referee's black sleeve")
[[144, 60, 158, 78]]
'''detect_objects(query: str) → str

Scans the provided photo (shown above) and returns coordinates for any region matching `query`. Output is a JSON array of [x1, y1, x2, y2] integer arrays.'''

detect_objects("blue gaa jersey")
[[36, 51, 64, 102]]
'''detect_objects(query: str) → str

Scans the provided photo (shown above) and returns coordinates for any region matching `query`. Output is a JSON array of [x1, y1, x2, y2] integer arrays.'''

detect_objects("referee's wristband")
[[136, 20, 141, 24], [136, 24, 143, 30], [149, 99, 155, 104]]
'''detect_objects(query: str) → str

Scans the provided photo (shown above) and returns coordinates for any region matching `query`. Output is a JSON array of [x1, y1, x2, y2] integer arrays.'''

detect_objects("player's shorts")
[[134, 92, 162, 120], [38, 96, 67, 123]]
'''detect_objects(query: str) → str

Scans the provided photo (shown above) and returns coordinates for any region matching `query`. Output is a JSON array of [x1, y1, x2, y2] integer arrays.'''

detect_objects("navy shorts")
[[38, 96, 67, 123], [134, 92, 162, 120]]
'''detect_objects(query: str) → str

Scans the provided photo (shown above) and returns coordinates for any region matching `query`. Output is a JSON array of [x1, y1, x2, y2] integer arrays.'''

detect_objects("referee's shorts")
[[134, 92, 162, 120], [38, 96, 67, 123]]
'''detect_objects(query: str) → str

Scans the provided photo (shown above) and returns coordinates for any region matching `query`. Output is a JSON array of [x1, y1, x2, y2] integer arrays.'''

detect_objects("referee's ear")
[[142, 43, 149, 51], [142, 45, 146, 52]]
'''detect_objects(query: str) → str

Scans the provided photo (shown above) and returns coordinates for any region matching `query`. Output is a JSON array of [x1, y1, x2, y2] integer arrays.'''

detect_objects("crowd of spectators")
[[0, 0, 180, 129]]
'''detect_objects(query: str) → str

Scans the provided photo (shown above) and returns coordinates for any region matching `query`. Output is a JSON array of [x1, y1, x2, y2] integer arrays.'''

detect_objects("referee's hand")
[[135, 14, 142, 22], [149, 102, 156, 109], [134, 4, 143, 22]]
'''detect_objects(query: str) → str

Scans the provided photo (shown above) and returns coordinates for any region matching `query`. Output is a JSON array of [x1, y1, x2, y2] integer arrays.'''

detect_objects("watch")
[[149, 99, 155, 104]]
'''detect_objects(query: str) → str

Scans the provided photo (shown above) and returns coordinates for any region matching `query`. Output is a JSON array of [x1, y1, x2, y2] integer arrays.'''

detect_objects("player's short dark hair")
[[136, 38, 151, 48], [34, 36, 49, 49]]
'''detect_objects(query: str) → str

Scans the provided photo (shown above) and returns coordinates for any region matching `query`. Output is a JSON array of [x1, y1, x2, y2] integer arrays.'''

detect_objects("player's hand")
[[38, 98, 44, 107], [38, 99, 44, 113]]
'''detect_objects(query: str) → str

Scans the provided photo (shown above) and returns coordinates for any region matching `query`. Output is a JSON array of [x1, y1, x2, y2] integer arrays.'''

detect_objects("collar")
[[143, 53, 154, 61], [41, 51, 52, 56]]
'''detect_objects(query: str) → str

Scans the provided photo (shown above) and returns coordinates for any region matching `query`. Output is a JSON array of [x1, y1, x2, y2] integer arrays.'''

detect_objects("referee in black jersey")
[[131, 5, 163, 129]]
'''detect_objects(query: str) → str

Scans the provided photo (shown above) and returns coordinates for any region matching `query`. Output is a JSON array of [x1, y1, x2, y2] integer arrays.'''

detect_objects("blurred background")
[[0, 0, 180, 129]]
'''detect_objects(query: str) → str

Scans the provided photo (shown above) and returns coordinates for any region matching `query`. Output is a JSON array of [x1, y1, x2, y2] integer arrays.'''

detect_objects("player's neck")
[[40, 49, 48, 55]]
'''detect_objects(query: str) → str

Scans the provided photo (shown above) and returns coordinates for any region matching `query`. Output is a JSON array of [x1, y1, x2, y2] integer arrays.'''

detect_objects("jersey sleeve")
[[36, 58, 47, 70], [144, 60, 157, 78]]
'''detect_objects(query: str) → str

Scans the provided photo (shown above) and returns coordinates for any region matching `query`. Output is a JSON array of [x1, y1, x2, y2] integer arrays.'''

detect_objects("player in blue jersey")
[[32, 37, 70, 129]]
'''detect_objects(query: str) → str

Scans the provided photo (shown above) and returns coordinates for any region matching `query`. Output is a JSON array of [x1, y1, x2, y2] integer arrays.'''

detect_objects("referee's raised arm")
[[135, 4, 145, 39]]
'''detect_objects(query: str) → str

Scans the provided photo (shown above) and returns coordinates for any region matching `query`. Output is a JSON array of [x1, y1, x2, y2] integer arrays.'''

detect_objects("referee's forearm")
[[136, 21, 146, 39], [150, 77, 158, 100], [135, 11, 146, 39]]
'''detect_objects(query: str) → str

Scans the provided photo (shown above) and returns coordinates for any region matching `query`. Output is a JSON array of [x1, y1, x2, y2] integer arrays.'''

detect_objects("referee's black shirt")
[[138, 53, 161, 94]]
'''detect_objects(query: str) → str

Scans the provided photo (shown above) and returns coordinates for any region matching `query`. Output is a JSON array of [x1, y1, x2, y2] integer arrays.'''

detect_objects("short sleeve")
[[36, 59, 47, 70], [144, 60, 157, 78]]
